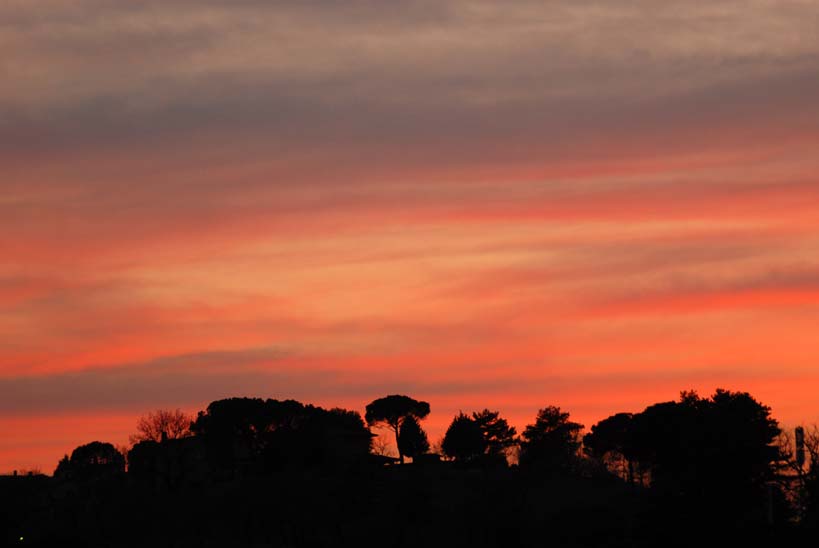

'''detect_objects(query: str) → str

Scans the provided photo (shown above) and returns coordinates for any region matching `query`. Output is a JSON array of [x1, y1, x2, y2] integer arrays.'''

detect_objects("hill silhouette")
[[2, 389, 817, 547]]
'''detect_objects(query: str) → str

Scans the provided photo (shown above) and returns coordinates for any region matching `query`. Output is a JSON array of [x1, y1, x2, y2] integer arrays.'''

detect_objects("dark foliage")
[[519, 406, 584, 473], [53, 441, 125, 481], [442, 409, 517, 466], [191, 397, 371, 475], [5, 389, 814, 546], [586, 389, 783, 526], [128, 437, 209, 489], [365, 394, 430, 464], [397, 415, 430, 460], [631, 390, 781, 498], [803, 446, 819, 529], [584, 412, 638, 483], [442, 413, 486, 464], [473, 409, 517, 461]]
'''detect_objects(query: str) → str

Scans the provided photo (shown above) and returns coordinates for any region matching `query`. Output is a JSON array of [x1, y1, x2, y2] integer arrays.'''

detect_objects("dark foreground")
[[0, 464, 808, 548]]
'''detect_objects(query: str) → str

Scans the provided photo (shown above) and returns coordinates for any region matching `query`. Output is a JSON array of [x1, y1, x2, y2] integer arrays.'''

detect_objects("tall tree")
[[397, 415, 430, 461], [472, 409, 517, 461], [365, 395, 430, 464], [442, 409, 517, 466], [519, 406, 584, 473], [130, 408, 193, 444]]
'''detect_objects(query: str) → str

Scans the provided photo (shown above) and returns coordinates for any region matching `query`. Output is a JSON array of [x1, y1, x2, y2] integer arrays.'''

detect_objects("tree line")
[[48, 388, 819, 529]]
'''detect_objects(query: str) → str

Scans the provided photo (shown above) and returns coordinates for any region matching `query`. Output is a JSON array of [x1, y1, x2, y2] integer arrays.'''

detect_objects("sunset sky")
[[3, 0, 819, 472]]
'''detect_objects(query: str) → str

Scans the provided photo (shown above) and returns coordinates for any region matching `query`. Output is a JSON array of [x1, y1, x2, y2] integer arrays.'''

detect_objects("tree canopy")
[[130, 408, 193, 444], [54, 441, 125, 481], [40, 387, 795, 537], [365, 395, 430, 463], [583, 412, 637, 483], [473, 409, 517, 460], [585, 389, 783, 521], [631, 390, 781, 497], [519, 406, 584, 473], [191, 397, 372, 472], [397, 415, 430, 460], [442, 409, 517, 466], [442, 413, 486, 464]]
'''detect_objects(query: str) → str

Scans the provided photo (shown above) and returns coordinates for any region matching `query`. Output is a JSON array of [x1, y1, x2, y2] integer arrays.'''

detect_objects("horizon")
[[2, 386, 797, 475], [3, 0, 819, 473]]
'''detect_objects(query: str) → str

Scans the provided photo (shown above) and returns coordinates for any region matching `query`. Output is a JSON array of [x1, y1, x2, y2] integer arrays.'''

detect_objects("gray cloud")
[[0, 341, 786, 417], [3, 0, 818, 263], [0, 347, 292, 415], [2, 0, 818, 155]]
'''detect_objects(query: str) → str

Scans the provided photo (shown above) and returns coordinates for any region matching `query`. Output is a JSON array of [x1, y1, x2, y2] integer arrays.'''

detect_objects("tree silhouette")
[[473, 409, 517, 462], [191, 397, 272, 470], [190, 397, 372, 473], [706, 389, 782, 490], [583, 412, 637, 483], [54, 441, 125, 481], [365, 395, 430, 464], [130, 408, 193, 444], [519, 406, 584, 473], [264, 406, 373, 468], [605, 389, 785, 525], [441, 412, 485, 464], [397, 415, 430, 461], [28, 388, 811, 546], [441, 409, 517, 466], [54, 455, 70, 478]]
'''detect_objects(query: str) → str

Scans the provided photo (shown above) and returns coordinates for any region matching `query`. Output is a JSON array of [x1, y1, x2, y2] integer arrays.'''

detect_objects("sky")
[[2, 0, 819, 472]]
